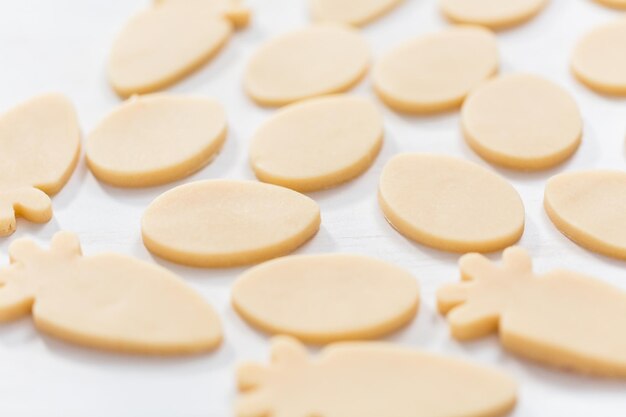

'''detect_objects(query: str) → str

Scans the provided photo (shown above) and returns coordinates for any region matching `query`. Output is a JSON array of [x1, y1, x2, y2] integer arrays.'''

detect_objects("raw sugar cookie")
[[462, 73, 582, 170], [232, 254, 419, 343], [438, 247, 626, 376], [544, 170, 626, 260], [249, 95, 383, 191], [373, 26, 498, 113], [592, 0, 626, 8], [0, 232, 222, 355], [310, 0, 404, 26], [379, 154, 524, 252], [142, 180, 321, 267], [439, 0, 548, 30], [571, 19, 626, 95], [244, 25, 369, 106], [0, 93, 80, 237], [108, 0, 249, 97], [86, 94, 226, 187], [236, 337, 517, 417]]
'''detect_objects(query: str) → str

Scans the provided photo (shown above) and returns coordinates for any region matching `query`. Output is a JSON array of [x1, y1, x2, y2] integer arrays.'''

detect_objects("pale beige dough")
[[86, 94, 226, 187], [439, 0, 548, 30], [236, 337, 517, 417], [544, 170, 626, 260], [244, 25, 370, 106], [571, 19, 626, 95], [108, 1, 249, 97], [373, 26, 498, 113], [232, 254, 419, 344], [593, 0, 626, 8], [154, 0, 251, 28], [0, 232, 222, 355], [462, 73, 582, 170], [310, 0, 404, 26], [438, 247, 626, 376], [249, 95, 383, 191], [379, 154, 524, 253], [0, 93, 80, 237], [142, 180, 321, 267]]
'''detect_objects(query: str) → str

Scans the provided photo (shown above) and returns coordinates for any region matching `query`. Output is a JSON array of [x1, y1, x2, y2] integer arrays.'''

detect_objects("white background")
[[0, 0, 625, 416]]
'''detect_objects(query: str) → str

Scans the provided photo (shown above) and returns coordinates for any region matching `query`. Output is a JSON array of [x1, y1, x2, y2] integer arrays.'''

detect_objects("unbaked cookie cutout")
[[86, 94, 226, 187], [379, 154, 524, 253], [592, 0, 626, 10], [142, 180, 321, 267], [373, 26, 498, 113], [439, 0, 548, 30], [310, 0, 404, 26], [438, 247, 626, 376], [236, 337, 517, 417], [544, 170, 626, 260], [244, 25, 369, 106], [0, 94, 80, 237], [0, 232, 222, 355], [232, 254, 419, 343], [571, 19, 626, 95], [249, 95, 383, 191], [462, 73, 582, 170]]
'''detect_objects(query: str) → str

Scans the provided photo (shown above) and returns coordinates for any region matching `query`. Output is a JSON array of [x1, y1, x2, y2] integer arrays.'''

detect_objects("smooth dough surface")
[[232, 254, 419, 343], [0, 93, 80, 236], [86, 94, 227, 187], [0, 232, 222, 355], [571, 19, 626, 95], [462, 73, 582, 170], [142, 180, 321, 267], [544, 170, 626, 259], [438, 247, 626, 376], [244, 25, 369, 106], [310, 0, 404, 26], [373, 26, 498, 113], [379, 154, 524, 252], [439, 0, 548, 29], [592, 0, 626, 8], [249, 95, 383, 191], [236, 337, 517, 417]]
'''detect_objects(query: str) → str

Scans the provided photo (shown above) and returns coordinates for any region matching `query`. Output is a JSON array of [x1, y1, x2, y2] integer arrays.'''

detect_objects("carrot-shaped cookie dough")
[[438, 247, 626, 376], [236, 337, 517, 417], [0, 94, 80, 236], [0, 232, 222, 355]]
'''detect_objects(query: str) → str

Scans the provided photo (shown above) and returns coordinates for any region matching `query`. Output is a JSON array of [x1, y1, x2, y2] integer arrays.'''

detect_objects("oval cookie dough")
[[86, 94, 227, 187], [373, 26, 498, 113], [249, 95, 383, 191], [379, 154, 524, 252], [439, 0, 548, 30], [544, 170, 626, 260], [142, 180, 321, 267], [310, 0, 404, 26], [571, 19, 626, 95], [592, 0, 626, 9], [244, 25, 369, 106], [232, 254, 419, 343], [462, 73, 582, 170]]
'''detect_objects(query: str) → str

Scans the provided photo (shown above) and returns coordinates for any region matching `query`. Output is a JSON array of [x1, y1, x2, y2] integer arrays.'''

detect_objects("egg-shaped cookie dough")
[[592, 0, 626, 9], [462, 74, 582, 170], [571, 19, 626, 95], [544, 170, 626, 260], [244, 25, 370, 106], [310, 0, 404, 26], [249, 95, 383, 191], [232, 254, 419, 343], [142, 180, 321, 267], [86, 94, 226, 187], [379, 154, 524, 252], [373, 26, 498, 113], [439, 0, 548, 30]]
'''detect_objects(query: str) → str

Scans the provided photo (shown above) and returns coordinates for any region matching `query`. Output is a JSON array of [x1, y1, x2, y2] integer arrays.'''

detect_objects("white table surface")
[[0, 0, 625, 416]]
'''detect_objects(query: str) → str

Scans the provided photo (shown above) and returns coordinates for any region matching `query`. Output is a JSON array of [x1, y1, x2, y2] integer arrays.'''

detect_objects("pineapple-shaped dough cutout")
[[0, 232, 222, 355], [236, 336, 517, 417], [438, 247, 626, 376], [0, 94, 80, 236]]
